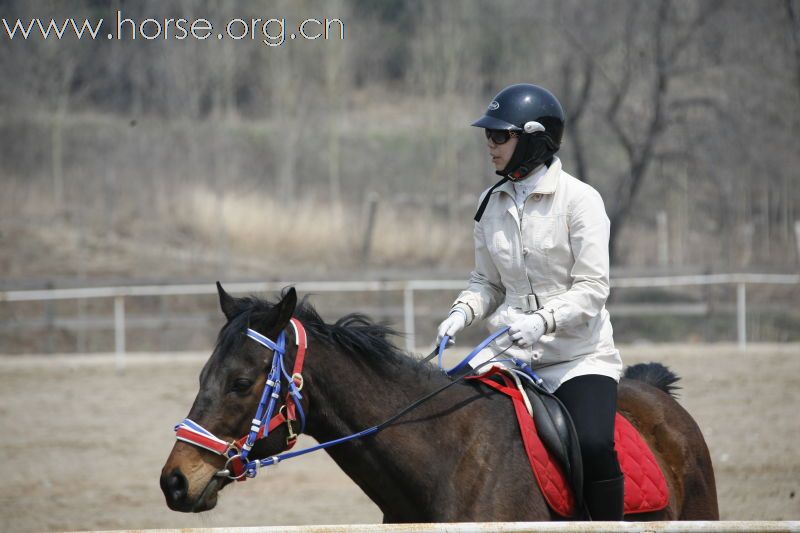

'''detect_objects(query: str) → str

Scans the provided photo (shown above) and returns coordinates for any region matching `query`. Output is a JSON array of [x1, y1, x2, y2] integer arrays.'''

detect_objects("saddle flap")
[[526, 384, 584, 516]]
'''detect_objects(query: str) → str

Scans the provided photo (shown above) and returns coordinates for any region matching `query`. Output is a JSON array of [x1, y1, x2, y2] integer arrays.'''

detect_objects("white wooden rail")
[[72, 520, 800, 533], [1, 273, 798, 371]]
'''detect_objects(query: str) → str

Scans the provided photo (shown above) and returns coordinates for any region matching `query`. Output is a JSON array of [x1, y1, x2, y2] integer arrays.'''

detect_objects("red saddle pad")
[[475, 373, 669, 517]]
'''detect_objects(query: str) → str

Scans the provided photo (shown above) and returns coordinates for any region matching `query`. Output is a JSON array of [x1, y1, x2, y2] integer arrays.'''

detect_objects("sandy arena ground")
[[0, 344, 798, 532]]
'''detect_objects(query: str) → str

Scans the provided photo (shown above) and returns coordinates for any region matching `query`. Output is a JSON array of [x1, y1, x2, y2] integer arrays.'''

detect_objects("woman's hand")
[[508, 313, 547, 348], [436, 310, 467, 346]]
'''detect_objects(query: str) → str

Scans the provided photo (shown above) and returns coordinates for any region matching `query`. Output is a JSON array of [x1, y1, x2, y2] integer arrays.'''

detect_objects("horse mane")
[[296, 296, 420, 371], [216, 290, 437, 379]]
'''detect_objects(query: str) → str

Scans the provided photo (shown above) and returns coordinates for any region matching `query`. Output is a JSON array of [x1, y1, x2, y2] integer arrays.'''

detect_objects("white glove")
[[436, 309, 467, 346], [508, 313, 547, 348]]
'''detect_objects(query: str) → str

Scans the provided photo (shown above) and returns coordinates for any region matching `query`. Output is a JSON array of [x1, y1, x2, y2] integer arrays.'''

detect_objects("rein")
[[421, 326, 512, 376], [172, 319, 534, 482]]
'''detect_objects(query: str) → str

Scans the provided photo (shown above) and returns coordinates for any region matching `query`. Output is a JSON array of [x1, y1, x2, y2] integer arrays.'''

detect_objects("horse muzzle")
[[160, 441, 227, 512]]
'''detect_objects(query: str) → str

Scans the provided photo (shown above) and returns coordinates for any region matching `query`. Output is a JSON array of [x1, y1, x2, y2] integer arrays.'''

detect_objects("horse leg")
[[677, 452, 720, 519]]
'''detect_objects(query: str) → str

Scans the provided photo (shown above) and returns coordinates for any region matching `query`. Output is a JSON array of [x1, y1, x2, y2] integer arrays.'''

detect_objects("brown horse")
[[160, 285, 719, 521]]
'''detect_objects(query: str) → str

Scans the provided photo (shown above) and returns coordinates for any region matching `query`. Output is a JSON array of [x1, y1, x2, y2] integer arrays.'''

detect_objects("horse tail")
[[623, 362, 681, 398]]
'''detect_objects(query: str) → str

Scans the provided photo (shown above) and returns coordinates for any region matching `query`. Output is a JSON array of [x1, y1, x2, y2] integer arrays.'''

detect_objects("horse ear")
[[270, 287, 297, 336], [217, 281, 237, 321]]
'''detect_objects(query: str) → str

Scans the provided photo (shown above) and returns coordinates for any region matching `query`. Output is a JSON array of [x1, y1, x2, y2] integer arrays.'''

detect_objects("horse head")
[[160, 282, 298, 512]]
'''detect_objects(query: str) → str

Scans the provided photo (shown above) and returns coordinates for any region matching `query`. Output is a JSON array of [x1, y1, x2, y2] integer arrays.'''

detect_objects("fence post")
[[44, 281, 55, 354], [657, 210, 669, 266], [403, 284, 415, 353], [114, 295, 126, 373], [737, 282, 746, 351], [361, 192, 379, 262]]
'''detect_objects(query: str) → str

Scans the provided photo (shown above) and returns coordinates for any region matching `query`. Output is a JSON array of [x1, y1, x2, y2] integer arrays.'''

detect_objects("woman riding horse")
[[437, 83, 624, 520], [160, 85, 719, 522]]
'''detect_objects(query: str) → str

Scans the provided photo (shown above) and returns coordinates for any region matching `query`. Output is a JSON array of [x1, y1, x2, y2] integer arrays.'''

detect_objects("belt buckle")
[[523, 294, 540, 313]]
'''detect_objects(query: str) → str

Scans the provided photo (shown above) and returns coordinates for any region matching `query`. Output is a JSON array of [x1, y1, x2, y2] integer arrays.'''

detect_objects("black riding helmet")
[[472, 84, 565, 221], [472, 83, 565, 180]]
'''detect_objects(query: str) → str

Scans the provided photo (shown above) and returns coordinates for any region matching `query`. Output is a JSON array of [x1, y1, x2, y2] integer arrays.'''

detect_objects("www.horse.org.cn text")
[[2, 10, 346, 47]]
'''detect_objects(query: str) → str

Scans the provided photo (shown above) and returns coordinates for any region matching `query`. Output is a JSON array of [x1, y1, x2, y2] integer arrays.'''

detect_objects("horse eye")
[[231, 378, 254, 393]]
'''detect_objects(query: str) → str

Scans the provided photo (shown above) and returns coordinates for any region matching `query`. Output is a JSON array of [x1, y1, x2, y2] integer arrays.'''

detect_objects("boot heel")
[[585, 475, 625, 520]]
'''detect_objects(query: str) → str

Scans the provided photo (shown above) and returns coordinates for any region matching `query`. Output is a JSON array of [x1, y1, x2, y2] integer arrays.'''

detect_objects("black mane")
[[215, 290, 433, 377]]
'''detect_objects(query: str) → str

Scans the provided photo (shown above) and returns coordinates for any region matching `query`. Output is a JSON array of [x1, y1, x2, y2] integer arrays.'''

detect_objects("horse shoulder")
[[434, 383, 554, 521]]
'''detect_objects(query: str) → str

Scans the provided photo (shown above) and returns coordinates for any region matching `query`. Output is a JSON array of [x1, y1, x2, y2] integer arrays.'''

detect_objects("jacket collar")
[[494, 156, 561, 198]]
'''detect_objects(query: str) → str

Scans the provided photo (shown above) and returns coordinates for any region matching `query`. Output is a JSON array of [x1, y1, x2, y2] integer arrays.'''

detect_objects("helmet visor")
[[470, 114, 520, 131]]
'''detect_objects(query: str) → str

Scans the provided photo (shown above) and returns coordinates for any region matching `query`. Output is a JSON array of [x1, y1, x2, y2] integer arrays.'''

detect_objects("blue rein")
[[437, 326, 544, 385], [438, 326, 511, 376]]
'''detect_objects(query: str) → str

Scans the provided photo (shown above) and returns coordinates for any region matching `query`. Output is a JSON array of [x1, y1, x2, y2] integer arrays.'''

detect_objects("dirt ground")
[[0, 344, 798, 532]]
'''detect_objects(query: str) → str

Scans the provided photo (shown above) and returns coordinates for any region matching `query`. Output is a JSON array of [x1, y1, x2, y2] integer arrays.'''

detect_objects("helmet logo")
[[488, 100, 500, 111]]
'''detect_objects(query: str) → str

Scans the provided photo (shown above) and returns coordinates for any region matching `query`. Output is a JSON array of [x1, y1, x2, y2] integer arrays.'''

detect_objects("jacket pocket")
[[488, 228, 515, 269], [524, 215, 556, 250], [521, 216, 554, 279]]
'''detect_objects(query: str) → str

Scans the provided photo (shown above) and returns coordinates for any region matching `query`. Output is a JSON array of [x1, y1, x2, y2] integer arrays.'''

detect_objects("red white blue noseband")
[[173, 317, 308, 481]]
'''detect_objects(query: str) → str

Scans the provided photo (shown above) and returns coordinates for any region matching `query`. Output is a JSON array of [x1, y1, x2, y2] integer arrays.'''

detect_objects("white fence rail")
[[74, 520, 800, 533], [1, 274, 798, 370]]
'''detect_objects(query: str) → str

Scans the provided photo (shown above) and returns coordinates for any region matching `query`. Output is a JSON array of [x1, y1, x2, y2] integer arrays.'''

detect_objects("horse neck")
[[300, 337, 488, 518]]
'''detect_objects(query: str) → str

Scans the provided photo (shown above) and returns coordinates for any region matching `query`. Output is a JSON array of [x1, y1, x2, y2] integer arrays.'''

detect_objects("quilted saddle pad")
[[477, 372, 669, 518]]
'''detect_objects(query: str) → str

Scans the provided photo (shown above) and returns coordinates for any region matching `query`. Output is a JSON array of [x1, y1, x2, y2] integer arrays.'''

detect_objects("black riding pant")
[[554, 374, 622, 483]]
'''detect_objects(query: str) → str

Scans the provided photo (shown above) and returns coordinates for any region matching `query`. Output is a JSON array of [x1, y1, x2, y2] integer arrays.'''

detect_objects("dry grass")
[[167, 185, 473, 269], [0, 171, 473, 280]]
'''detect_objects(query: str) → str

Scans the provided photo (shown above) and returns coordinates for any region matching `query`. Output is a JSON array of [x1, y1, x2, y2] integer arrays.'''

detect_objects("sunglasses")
[[484, 129, 518, 145]]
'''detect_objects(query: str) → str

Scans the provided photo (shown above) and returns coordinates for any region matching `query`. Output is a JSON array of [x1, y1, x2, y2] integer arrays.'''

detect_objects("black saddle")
[[518, 377, 586, 518]]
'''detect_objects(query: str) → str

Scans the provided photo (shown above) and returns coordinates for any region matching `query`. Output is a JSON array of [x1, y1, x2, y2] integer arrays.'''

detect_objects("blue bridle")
[[240, 327, 307, 453], [174, 322, 308, 480]]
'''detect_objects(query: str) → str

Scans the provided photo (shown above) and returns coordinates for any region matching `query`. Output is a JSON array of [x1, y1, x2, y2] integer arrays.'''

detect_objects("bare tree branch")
[[604, 3, 640, 166], [608, 0, 672, 259], [786, 0, 800, 96], [560, 57, 594, 183], [665, 0, 723, 66]]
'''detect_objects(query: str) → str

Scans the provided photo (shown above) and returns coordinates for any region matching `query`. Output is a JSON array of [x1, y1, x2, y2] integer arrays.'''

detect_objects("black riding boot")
[[585, 475, 625, 521]]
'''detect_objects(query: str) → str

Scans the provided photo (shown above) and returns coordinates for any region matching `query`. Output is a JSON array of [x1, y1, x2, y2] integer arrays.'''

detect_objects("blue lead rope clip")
[[512, 357, 545, 387]]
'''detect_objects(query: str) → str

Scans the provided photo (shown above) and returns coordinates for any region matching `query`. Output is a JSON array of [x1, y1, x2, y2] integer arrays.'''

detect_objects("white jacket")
[[452, 157, 623, 392]]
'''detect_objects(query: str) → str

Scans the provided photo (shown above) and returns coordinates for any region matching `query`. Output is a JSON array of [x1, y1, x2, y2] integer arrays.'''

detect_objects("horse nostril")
[[162, 469, 188, 505]]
